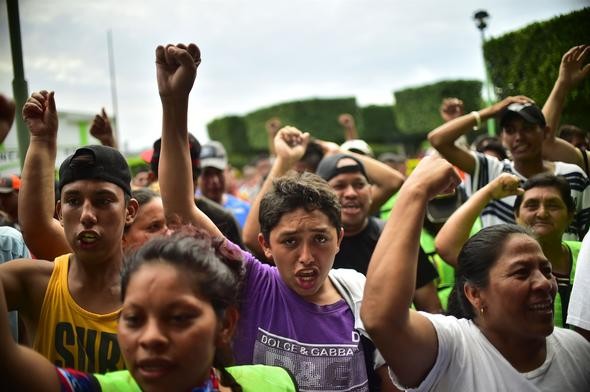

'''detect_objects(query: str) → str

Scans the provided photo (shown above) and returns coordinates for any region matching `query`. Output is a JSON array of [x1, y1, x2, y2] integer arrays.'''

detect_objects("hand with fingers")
[[440, 98, 465, 122], [22, 90, 58, 141], [487, 173, 524, 200], [156, 43, 201, 100], [404, 155, 462, 201], [487, 95, 535, 117], [557, 45, 590, 89], [338, 113, 355, 129], [265, 117, 282, 137], [90, 108, 116, 148], [274, 126, 310, 167]]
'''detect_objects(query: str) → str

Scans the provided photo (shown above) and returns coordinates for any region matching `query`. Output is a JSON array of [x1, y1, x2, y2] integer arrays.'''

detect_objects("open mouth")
[[341, 202, 361, 214], [295, 269, 319, 289], [528, 301, 553, 315]]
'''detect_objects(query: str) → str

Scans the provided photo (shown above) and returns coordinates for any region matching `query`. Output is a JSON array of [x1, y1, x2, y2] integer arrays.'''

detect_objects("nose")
[[139, 318, 168, 351], [298, 242, 314, 265], [536, 205, 549, 218], [531, 269, 555, 294], [80, 200, 97, 228], [342, 184, 357, 198]]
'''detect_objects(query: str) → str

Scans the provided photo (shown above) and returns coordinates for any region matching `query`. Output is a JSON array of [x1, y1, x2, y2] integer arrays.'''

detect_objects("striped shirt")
[[466, 152, 590, 241]]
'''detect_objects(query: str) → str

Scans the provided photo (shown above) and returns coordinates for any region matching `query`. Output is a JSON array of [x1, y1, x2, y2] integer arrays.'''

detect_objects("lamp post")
[[473, 10, 496, 135]]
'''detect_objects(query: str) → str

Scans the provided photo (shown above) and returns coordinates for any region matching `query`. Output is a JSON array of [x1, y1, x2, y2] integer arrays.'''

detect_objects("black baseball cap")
[[58, 145, 131, 196], [316, 153, 369, 182], [500, 102, 546, 128]]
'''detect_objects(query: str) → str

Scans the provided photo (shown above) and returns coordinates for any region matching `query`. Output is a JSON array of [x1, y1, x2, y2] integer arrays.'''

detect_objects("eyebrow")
[[278, 227, 332, 236]]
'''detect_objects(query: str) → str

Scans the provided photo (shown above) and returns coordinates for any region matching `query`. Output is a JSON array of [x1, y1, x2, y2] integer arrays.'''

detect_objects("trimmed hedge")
[[207, 115, 251, 154], [484, 7, 590, 127], [393, 80, 483, 134], [243, 97, 362, 150], [360, 105, 400, 143]]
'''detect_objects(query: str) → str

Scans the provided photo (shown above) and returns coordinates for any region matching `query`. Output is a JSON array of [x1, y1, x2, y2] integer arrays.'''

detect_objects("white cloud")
[[1, 0, 586, 153]]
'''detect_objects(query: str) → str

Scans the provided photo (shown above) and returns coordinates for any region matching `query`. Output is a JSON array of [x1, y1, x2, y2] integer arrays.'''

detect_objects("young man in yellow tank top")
[[0, 90, 138, 372]]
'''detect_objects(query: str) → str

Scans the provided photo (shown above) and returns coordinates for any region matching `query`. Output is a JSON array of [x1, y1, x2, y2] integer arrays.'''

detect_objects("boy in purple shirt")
[[156, 43, 396, 391]]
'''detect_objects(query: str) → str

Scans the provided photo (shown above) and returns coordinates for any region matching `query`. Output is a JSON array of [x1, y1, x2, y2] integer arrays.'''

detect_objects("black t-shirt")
[[196, 197, 244, 249], [335, 216, 438, 288]]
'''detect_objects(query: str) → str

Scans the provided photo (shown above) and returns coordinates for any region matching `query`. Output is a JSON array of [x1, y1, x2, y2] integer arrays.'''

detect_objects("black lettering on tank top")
[[53, 322, 121, 372]]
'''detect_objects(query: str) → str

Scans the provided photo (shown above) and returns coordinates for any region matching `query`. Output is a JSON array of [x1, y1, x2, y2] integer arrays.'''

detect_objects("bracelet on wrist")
[[470, 111, 481, 131]]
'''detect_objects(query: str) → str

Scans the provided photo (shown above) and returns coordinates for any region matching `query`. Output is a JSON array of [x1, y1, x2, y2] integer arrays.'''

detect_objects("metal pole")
[[6, 0, 29, 170], [479, 27, 496, 135], [107, 30, 121, 150]]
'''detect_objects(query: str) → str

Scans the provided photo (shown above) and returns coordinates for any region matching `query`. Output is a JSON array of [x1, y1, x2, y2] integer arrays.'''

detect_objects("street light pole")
[[6, 0, 29, 170], [473, 10, 496, 135]]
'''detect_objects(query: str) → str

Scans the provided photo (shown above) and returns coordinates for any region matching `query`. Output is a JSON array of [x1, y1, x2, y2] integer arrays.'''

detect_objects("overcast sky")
[[0, 0, 587, 152]]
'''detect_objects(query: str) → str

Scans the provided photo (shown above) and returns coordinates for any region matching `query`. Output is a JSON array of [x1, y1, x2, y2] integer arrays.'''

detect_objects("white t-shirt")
[[467, 152, 590, 241], [567, 231, 590, 331], [389, 313, 590, 391]]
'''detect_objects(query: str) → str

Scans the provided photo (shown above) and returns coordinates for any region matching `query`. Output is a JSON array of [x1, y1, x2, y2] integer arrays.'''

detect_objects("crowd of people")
[[0, 42, 588, 391]]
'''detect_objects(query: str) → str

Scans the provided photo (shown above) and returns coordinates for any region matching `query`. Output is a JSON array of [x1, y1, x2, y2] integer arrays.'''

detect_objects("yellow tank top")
[[33, 254, 125, 372]]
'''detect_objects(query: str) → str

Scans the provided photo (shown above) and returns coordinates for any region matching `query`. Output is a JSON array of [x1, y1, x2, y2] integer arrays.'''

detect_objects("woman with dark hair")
[[122, 188, 168, 250], [436, 172, 580, 326], [0, 230, 297, 391], [362, 155, 590, 391]]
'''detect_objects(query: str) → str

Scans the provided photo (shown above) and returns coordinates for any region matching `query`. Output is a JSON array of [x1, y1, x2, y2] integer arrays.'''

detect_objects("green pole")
[[480, 30, 496, 136], [7, 0, 30, 170]]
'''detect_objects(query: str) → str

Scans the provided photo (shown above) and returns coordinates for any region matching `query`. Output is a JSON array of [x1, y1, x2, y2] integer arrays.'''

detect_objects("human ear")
[[216, 306, 239, 347], [56, 200, 64, 227], [464, 283, 483, 313], [336, 227, 344, 251], [125, 198, 139, 225], [258, 233, 273, 260]]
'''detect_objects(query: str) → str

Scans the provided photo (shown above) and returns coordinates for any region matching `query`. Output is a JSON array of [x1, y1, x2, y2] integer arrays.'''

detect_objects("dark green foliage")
[[393, 80, 483, 134], [207, 115, 251, 154], [243, 98, 361, 150], [360, 105, 400, 143], [484, 8, 590, 127]]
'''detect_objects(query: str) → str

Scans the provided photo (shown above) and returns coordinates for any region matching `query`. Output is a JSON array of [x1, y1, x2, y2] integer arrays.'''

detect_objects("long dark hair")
[[121, 228, 244, 391], [447, 224, 534, 319]]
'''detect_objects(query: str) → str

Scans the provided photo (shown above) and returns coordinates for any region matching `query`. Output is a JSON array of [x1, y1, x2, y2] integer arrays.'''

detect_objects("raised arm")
[[0, 271, 59, 391], [265, 117, 282, 156], [435, 173, 523, 267], [428, 96, 532, 175], [19, 91, 71, 259], [542, 45, 590, 169], [348, 150, 404, 214], [89, 108, 117, 149], [156, 43, 221, 237], [362, 155, 461, 388], [242, 126, 309, 257], [338, 113, 359, 141], [316, 139, 404, 213]]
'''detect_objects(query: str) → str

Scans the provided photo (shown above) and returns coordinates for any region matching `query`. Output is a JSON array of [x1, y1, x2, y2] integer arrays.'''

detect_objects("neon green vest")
[[553, 240, 581, 328], [94, 364, 297, 391]]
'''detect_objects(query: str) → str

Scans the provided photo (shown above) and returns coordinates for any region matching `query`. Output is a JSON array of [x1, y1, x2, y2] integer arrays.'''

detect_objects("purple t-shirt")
[[231, 245, 370, 391]]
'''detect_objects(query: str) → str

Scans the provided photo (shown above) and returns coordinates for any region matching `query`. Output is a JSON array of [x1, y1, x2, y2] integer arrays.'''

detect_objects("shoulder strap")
[[579, 147, 589, 176]]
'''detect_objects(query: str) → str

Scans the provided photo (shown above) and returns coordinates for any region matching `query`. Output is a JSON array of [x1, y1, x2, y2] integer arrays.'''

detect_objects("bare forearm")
[[364, 184, 429, 328], [159, 99, 221, 237], [242, 157, 292, 251], [435, 185, 492, 267], [543, 79, 569, 138], [347, 151, 404, 212], [19, 137, 70, 258]]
